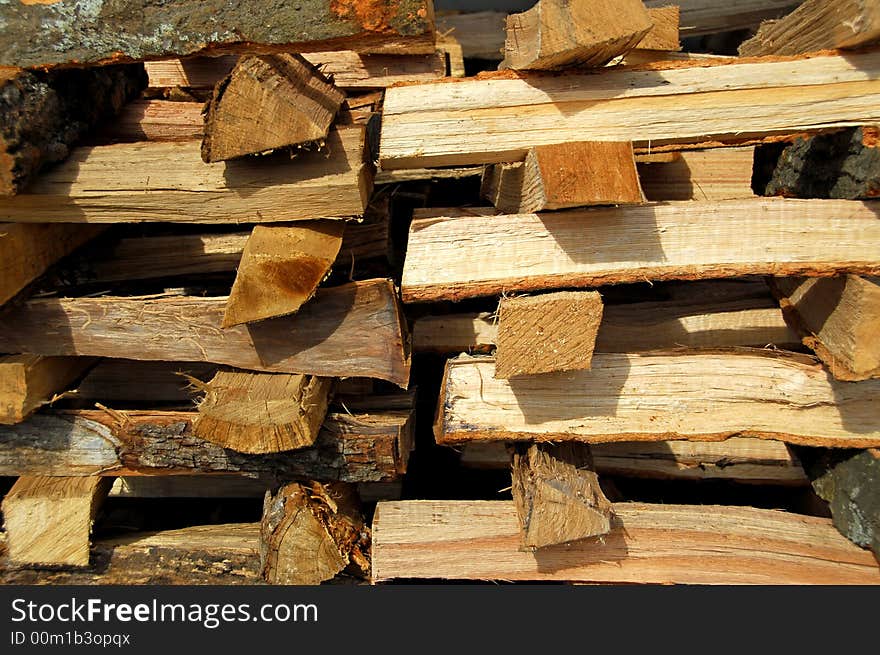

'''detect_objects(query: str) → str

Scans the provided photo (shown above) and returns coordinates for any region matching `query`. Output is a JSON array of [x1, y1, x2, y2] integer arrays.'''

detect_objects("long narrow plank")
[[402, 199, 880, 302], [372, 500, 880, 584], [436, 352, 880, 448], [0, 355, 95, 425], [0, 279, 410, 387], [379, 51, 880, 169], [643, 0, 801, 36], [0, 126, 370, 224], [637, 147, 755, 201]]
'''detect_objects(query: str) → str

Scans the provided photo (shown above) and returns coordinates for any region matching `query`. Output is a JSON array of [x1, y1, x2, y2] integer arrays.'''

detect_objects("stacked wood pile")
[[1, 0, 880, 586]]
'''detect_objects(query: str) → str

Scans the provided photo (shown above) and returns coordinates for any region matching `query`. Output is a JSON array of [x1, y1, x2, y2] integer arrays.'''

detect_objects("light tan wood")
[[436, 352, 880, 448], [637, 147, 755, 200], [110, 476, 271, 498], [436, 11, 506, 60], [637, 6, 681, 51], [372, 500, 880, 584], [261, 482, 369, 585], [0, 126, 370, 224], [223, 222, 344, 328], [401, 199, 880, 302], [0, 279, 410, 387], [99, 100, 206, 142], [0, 223, 104, 306], [375, 167, 483, 185], [0, 355, 95, 424], [512, 443, 612, 549], [620, 50, 733, 66], [437, 34, 465, 78], [482, 142, 644, 213], [379, 51, 880, 169], [740, 0, 880, 56], [501, 0, 653, 70], [202, 54, 345, 163], [643, 0, 801, 36], [194, 370, 332, 454], [461, 438, 809, 485], [2, 476, 110, 567], [772, 276, 880, 381], [496, 291, 604, 378]]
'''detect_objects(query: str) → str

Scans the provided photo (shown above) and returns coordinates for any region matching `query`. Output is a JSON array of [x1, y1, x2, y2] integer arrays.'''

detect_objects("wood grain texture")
[[0, 355, 95, 424], [0, 279, 411, 386], [637, 6, 681, 51], [643, 0, 800, 36], [637, 147, 755, 201], [372, 500, 880, 584], [0, 126, 370, 224], [379, 51, 880, 169], [436, 352, 880, 448], [402, 199, 880, 302], [435, 11, 506, 60]]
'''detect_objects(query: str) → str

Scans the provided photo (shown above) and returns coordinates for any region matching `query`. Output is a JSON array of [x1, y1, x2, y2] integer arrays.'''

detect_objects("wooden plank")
[[771, 275, 880, 381], [372, 500, 880, 584], [379, 51, 880, 169], [0, 0, 437, 68], [402, 199, 880, 302], [0, 223, 104, 306], [0, 355, 95, 425], [637, 147, 755, 201], [110, 476, 271, 498], [436, 352, 880, 448], [194, 370, 333, 454], [482, 142, 644, 212], [495, 291, 604, 378], [436, 11, 506, 60], [0, 407, 415, 482], [460, 438, 810, 485], [0, 279, 411, 387], [500, 0, 652, 70], [2, 476, 110, 567], [739, 0, 880, 56], [0, 126, 370, 224], [643, 0, 801, 36], [637, 6, 681, 51], [66, 361, 218, 405]]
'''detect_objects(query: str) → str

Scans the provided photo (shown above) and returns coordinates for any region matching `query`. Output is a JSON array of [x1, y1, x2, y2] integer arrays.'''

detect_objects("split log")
[[0, 407, 414, 482], [461, 438, 809, 486], [495, 291, 604, 378], [371, 500, 880, 584], [379, 51, 880, 169], [2, 476, 110, 567], [753, 127, 880, 199], [110, 476, 272, 499], [261, 482, 369, 585], [65, 361, 218, 405], [770, 276, 880, 381], [0, 279, 411, 387], [401, 199, 880, 302], [643, 0, 801, 37], [500, 0, 652, 70], [223, 222, 344, 328], [194, 370, 333, 454], [436, 352, 880, 449], [202, 54, 345, 163], [739, 0, 880, 56], [637, 147, 755, 201], [635, 6, 681, 52], [0, 223, 104, 306], [481, 142, 644, 213], [436, 11, 506, 60], [0, 0, 436, 68], [0, 65, 145, 195], [512, 443, 612, 549], [0, 126, 371, 224], [0, 355, 95, 425]]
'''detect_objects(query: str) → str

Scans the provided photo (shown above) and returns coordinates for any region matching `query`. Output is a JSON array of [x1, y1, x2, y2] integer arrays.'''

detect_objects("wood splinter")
[[512, 442, 612, 550]]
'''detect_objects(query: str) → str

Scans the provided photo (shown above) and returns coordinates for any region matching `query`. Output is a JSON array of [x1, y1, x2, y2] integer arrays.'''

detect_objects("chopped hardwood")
[[495, 291, 604, 378], [637, 147, 755, 201], [0, 279, 411, 387], [402, 199, 880, 302], [436, 352, 880, 448], [636, 6, 681, 52], [0, 355, 95, 425], [379, 51, 880, 169], [643, 0, 801, 36], [435, 11, 506, 60], [372, 500, 880, 584]]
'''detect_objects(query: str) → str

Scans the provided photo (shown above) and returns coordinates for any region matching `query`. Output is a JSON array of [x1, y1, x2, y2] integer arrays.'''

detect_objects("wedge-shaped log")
[[512, 443, 611, 549], [194, 370, 333, 454], [436, 352, 880, 448], [223, 222, 344, 328], [496, 291, 603, 378], [202, 54, 345, 163], [402, 200, 880, 303], [2, 476, 110, 567], [0, 279, 410, 387], [0, 126, 370, 224], [637, 147, 755, 201], [261, 482, 369, 585], [0, 355, 95, 425], [643, 0, 800, 37], [771, 276, 880, 381], [501, 0, 652, 70], [380, 51, 880, 169], [636, 6, 681, 52], [372, 500, 880, 584], [482, 142, 644, 213]]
